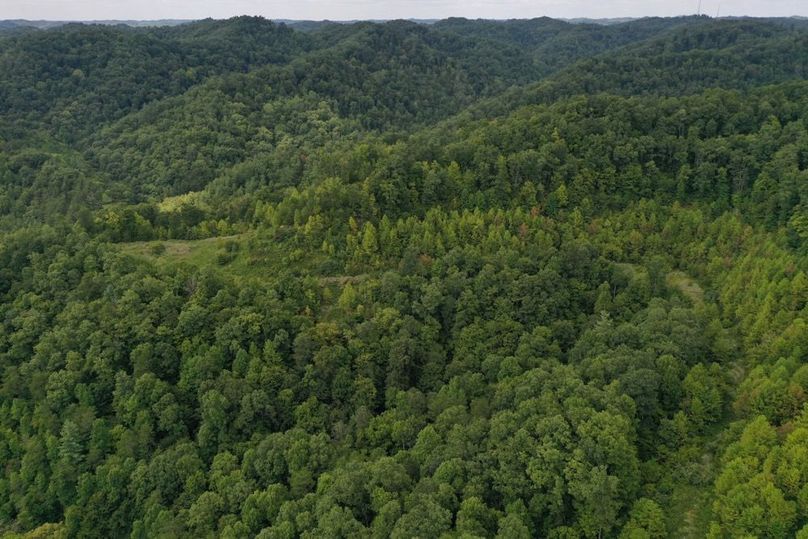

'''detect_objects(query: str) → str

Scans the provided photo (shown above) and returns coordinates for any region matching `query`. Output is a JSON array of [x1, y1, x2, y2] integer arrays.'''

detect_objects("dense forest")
[[1, 14, 808, 538]]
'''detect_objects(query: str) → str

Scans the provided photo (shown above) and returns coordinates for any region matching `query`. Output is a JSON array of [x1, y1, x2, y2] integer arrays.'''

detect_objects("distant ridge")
[[2, 16, 807, 32], [0, 19, 191, 29], [561, 17, 639, 25]]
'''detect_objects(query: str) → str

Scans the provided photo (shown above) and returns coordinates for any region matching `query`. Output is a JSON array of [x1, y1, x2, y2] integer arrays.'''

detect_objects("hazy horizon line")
[[3, 14, 807, 23]]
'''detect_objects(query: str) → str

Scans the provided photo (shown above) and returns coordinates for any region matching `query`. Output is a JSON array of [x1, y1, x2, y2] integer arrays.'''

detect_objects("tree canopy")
[[1, 14, 808, 538]]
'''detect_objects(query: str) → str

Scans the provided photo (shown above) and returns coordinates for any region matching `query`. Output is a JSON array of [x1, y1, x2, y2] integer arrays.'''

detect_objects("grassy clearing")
[[667, 270, 704, 306], [613, 261, 640, 280], [664, 414, 739, 537], [117, 234, 242, 263], [115, 233, 271, 279], [667, 483, 714, 537], [114, 230, 340, 282], [157, 191, 210, 212], [614, 263, 705, 307]]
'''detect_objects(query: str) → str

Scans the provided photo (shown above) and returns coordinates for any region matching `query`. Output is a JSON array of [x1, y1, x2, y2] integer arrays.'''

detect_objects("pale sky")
[[1, 0, 806, 22]]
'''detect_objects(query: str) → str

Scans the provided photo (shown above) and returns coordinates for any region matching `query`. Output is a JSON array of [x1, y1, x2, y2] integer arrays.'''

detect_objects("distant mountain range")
[[0, 19, 191, 29], [1, 15, 806, 33], [562, 17, 639, 25]]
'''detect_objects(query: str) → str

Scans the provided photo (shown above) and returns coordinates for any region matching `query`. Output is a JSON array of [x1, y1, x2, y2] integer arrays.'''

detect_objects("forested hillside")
[[1, 15, 808, 539]]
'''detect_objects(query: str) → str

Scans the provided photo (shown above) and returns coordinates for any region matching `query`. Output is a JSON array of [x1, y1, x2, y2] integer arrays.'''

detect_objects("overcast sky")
[[2, 0, 806, 22]]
